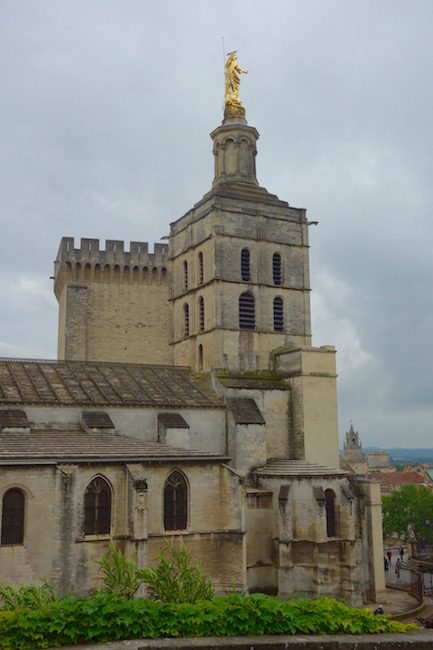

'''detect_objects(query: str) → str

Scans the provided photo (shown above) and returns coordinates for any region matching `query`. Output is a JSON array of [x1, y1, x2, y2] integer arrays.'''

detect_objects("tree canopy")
[[382, 484, 433, 543]]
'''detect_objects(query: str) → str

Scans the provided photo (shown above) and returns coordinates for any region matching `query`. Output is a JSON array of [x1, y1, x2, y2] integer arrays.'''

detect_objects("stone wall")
[[54, 238, 170, 364], [0, 461, 245, 596]]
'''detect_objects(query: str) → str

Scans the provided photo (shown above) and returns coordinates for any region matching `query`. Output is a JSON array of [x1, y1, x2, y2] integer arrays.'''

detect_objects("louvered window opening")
[[241, 249, 250, 281], [84, 477, 111, 535], [239, 292, 255, 329], [198, 252, 204, 285], [183, 304, 190, 337], [273, 297, 284, 331], [273, 253, 282, 285], [325, 489, 336, 537], [164, 471, 188, 530], [199, 297, 205, 332], [1, 488, 24, 545], [183, 260, 188, 291]]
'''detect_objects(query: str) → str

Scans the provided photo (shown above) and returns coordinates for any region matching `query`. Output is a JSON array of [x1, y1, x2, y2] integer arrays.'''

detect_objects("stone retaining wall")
[[47, 630, 433, 650]]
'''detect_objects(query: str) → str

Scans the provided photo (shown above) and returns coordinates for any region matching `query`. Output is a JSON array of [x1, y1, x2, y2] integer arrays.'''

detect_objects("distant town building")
[[367, 451, 391, 470], [369, 471, 430, 495]]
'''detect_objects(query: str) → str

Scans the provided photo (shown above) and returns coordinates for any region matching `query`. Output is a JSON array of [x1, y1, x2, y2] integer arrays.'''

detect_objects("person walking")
[[386, 548, 393, 565], [395, 556, 401, 578]]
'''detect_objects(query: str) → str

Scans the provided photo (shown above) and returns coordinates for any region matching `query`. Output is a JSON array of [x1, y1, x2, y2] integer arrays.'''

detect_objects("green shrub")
[[0, 592, 415, 649], [95, 541, 143, 599], [0, 582, 57, 611], [140, 541, 214, 603]]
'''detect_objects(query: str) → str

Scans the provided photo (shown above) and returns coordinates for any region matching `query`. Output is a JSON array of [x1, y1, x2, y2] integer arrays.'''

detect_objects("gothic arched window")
[[241, 248, 251, 281], [199, 297, 205, 332], [183, 303, 190, 337], [164, 471, 188, 530], [273, 297, 284, 331], [84, 477, 111, 535], [273, 253, 282, 285], [198, 252, 204, 286], [325, 489, 337, 537], [1, 488, 25, 545], [239, 292, 255, 329]]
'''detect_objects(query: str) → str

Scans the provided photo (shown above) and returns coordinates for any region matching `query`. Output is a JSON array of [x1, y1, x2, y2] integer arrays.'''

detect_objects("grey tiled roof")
[[216, 370, 288, 391], [0, 430, 229, 465], [0, 409, 30, 430], [82, 411, 115, 429], [158, 413, 189, 428], [0, 359, 222, 408], [254, 459, 348, 478], [226, 398, 265, 425]]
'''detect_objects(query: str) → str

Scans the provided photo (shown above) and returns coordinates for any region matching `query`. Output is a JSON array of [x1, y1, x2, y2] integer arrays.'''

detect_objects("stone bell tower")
[[169, 60, 312, 371]]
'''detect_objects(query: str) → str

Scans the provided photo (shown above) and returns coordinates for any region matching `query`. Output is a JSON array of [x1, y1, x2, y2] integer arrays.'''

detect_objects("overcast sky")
[[1, 0, 432, 448]]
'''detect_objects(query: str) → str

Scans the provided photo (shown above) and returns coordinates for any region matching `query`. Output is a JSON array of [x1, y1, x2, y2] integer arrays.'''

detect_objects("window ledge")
[[76, 534, 111, 543]]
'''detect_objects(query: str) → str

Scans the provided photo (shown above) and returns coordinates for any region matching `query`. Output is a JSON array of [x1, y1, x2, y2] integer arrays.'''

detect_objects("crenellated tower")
[[54, 237, 169, 363]]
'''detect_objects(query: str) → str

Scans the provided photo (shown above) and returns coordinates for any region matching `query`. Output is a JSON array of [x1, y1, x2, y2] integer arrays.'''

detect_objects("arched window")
[[164, 471, 188, 530], [84, 477, 111, 535], [273, 253, 282, 285], [1, 488, 25, 545], [183, 260, 189, 291], [325, 489, 336, 537], [198, 252, 204, 286], [239, 292, 255, 329], [183, 304, 190, 337], [241, 248, 250, 281], [199, 297, 205, 332], [273, 297, 284, 331]]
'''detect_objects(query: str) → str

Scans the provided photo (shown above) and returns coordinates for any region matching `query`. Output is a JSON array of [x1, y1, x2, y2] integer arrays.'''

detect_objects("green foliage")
[[95, 541, 143, 599], [140, 541, 214, 603], [0, 592, 415, 649], [0, 582, 57, 611], [382, 484, 433, 542]]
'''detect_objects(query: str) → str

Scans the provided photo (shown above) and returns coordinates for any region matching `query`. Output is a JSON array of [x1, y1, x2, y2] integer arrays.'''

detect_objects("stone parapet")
[[44, 630, 433, 649]]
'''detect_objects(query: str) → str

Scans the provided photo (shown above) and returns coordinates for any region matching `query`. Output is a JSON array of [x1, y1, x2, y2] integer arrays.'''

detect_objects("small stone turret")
[[211, 109, 259, 188]]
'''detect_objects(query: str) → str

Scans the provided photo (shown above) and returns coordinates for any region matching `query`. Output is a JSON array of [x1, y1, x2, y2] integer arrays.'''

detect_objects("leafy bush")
[[140, 541, 214, 603], [0, 582, 57, 611], [0, 592, 415, 650], [95, 541, 143, 599]]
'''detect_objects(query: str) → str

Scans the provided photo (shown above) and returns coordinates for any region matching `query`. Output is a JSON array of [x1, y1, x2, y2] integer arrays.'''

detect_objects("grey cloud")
[[1, 0, 433, 446]]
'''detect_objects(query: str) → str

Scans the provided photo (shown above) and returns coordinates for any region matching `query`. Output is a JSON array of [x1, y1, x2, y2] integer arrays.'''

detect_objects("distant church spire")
[[343, 423, 366, 462]]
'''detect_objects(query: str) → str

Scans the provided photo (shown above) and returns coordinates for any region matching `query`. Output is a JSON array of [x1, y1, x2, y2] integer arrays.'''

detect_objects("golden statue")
[[224, 51, 248, 108]]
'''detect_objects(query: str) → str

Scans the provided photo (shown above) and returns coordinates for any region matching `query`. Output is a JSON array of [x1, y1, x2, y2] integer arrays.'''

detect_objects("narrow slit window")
[[1, 488, 25, 545], [325, 489, 336, 537], [273, 253, 282, 285], [198, 344, 203, 370], [164, 471, 188, 530], [273, 297, 284, 331], [198, 252, 204, 286], [199, 297, 205, 332], [183, 303, 190, 337], [84, 477, 111, 536], [241, 249, 250, 281], [183, 261, 188, 291], [239, 292, 255, 329]]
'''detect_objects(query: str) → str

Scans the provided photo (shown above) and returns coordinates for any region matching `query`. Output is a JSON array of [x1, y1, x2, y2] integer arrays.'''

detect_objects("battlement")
[[56, 237, 168, 265], [54, 237, 169, 296]]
